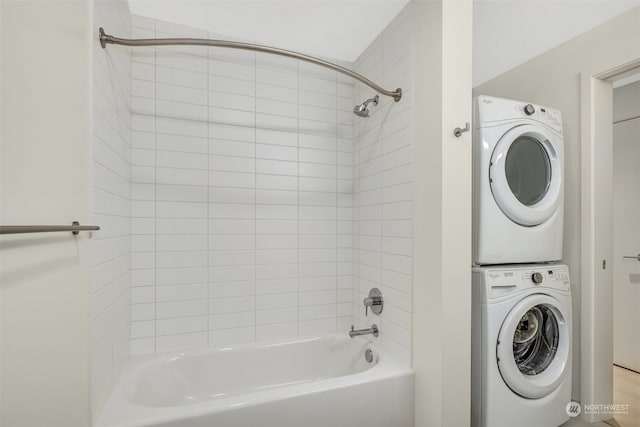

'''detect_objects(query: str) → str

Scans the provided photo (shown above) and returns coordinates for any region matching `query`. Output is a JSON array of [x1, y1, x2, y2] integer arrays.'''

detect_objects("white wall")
[[473, 0, 640, 86], [475, 5, 640, 402], [0, 1, 92, 426], [352, 3, 414, 366], [412, 1, 473, 426], [91, 0, 132, 419], [128, 16, 356, 353]]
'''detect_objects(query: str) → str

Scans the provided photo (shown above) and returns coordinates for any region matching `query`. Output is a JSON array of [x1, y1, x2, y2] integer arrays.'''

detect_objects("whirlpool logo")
[[566, 401, 582, 417]]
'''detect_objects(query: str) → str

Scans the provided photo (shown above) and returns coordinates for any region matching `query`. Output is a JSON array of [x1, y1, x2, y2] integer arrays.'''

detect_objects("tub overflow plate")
[[365, 348, 374, 363]]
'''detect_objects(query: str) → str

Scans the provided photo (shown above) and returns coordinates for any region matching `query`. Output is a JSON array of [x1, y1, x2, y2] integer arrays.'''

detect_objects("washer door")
[[497, 294, 570, 399], [490, 124, 562, 226]]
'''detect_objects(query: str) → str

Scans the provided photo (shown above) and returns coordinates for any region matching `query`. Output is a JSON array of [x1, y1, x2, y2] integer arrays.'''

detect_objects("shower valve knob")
[[363, 288, 383, 316]]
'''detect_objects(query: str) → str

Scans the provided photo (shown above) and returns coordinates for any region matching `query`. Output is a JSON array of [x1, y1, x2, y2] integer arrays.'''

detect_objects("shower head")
[[353, 95, 379, 118]]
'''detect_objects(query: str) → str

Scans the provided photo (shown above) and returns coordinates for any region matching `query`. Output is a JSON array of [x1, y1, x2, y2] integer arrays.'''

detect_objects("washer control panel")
[[481, 264, 570, 299], [519, 266, 570, 286]]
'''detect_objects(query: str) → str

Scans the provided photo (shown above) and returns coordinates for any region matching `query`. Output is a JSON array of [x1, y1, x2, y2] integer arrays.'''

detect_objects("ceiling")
[[128, 0, 640, 84], [127, 0, 411, 62]]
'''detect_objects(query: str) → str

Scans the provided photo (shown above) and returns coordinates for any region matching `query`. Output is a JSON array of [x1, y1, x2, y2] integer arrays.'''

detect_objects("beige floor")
[[612, 365, 640, 427], [561, 418, 610, 427], [560, 366, 639, 427]]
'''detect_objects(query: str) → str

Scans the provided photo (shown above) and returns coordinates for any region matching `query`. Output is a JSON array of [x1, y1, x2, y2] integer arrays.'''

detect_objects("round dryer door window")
[[490, 124, 562, 226], [497, 294, 570, 399]]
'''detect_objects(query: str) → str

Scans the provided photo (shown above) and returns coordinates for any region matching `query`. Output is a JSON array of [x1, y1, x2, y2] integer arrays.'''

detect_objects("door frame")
[[580, 58, 640, 423]]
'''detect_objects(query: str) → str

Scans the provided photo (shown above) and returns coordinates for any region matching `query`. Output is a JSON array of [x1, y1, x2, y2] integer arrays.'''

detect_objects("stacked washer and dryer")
[[471, 96, 573, 427]]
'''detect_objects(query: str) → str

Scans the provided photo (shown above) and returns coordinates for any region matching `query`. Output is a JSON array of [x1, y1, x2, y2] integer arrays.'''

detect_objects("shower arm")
[[99, 28, 402, 102], [362, 95, 379, 107]]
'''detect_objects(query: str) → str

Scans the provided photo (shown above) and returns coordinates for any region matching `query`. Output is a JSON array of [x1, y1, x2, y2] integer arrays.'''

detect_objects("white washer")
[[473, 96, 564, 265], [472, 264, 572, 427]]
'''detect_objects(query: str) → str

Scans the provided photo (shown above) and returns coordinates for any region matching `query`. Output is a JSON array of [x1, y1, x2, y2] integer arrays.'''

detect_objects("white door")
[[613, 111, 640, 373]]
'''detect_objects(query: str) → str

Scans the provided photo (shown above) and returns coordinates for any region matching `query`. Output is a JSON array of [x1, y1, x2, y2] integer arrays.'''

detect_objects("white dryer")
[[471, 264, 572, 427], [473, 96, 564, 265]]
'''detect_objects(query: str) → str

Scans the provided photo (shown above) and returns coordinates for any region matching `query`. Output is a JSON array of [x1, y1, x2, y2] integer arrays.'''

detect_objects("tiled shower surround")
[[128, 16, 355, 354], [124, 8, 413, 363], [352, 5, 413, 365]]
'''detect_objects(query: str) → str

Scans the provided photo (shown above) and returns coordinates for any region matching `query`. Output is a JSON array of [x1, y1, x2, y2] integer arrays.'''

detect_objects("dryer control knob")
[[532, 272, 543, 284], [524, 104, 535, 115]]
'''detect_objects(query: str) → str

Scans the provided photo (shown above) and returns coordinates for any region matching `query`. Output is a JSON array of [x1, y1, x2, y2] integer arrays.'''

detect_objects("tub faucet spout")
[[349, 324, 379, 338]]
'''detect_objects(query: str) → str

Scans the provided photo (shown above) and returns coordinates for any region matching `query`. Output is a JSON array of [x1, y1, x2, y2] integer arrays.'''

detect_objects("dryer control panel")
[[475, 95, 563, 135]]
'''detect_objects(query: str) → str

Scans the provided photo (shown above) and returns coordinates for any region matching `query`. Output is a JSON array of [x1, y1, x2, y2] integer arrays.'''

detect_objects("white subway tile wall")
[[129, 16, 355, 353], [352, 4, 413, 366], [91, 0, 132, 420]]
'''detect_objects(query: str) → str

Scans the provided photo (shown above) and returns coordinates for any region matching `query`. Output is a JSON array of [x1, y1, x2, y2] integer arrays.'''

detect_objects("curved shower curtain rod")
[[99, 28, 402, 102]]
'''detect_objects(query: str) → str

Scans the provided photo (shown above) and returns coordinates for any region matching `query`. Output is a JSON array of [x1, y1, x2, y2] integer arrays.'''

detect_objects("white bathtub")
[[98, 333, 414, 427]]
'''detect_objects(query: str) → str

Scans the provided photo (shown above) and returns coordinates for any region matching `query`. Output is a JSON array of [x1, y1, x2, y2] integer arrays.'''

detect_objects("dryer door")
[[490, 124, 562, 226], [497, 293, 570, 399]]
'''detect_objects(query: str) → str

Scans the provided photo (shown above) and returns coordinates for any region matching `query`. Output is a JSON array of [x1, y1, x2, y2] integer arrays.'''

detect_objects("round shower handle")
[[363, 288, 383, 316]]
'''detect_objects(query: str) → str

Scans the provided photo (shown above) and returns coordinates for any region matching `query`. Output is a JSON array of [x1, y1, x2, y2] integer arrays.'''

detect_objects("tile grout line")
[[153, 20, 158, 354], [253, 48, 258, 343], [296, 58, 300, 338], [206, 35, 211, 348], [379, 35, 385, 344], [335, 72, 339, 333]]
